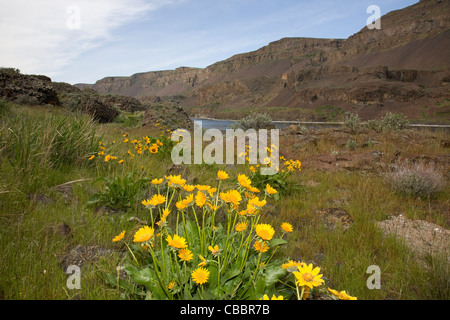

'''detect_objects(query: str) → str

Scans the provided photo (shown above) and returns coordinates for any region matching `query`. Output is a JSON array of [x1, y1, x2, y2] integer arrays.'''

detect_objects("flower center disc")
[[302, 272, 314, 282]]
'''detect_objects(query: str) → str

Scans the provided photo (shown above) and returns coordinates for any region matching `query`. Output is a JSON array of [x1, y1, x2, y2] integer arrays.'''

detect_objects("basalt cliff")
[[76, 0, 450, 122]]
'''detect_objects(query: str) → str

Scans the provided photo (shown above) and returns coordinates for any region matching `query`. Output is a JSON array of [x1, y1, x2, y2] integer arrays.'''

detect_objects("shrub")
[[367, 113, 410, 132], [366, 119, 383, 133], [343, 112, 361, 134], [233, 112, 273, 130], [0, 67, 20, 75], [14, 94, 40, 106], [345, 139, 359, 151], [380, 112, 410, 131], [386, 162, 445, 198]]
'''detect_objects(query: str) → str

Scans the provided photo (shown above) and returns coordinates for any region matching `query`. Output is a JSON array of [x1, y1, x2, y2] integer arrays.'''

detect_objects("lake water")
[[191, 118, 342, 131], [192, 118, 236, 131], [191, 118, 449, 132]]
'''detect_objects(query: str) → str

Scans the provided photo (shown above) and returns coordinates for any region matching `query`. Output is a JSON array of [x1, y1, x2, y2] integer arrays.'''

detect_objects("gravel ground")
[[377, 214, 449, 259]]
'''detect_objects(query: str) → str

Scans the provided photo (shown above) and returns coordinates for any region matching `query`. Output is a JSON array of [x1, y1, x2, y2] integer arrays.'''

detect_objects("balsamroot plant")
[[107, 171, 356, 300]]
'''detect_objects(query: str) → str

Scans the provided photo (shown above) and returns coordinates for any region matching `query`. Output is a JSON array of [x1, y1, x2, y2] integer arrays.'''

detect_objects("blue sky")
[[0, 0, 418, 84]]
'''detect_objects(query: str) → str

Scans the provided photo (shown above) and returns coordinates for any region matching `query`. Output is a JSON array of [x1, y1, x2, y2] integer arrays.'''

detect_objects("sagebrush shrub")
[[367, 112, 410, 132], [343, 112, 361, 134], [345, 139, 358, 151], [380, 112, 410, 131], [387, 162, 444, 197], [233, 112, 273, 130]]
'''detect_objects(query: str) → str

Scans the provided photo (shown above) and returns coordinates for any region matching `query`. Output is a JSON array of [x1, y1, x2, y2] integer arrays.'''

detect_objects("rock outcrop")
[[0, 69, 60, 105], [0, 68, 193, 127]]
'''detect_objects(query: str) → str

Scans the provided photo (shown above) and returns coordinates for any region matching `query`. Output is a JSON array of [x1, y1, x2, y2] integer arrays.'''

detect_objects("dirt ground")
[[377, 214, 449, 260]]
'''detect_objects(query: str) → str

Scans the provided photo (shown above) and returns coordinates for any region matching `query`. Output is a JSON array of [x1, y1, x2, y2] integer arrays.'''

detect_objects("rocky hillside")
[[0, 68, 193, 128], [76, 0, 450, 122]]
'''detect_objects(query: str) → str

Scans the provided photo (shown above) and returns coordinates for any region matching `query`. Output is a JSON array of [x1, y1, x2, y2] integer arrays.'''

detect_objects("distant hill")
[[75, 0, 450, 122]]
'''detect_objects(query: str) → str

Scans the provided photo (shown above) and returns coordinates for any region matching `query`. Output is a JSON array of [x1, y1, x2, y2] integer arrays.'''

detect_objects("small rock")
[[315, 208, 353, 231], [128, 216, 147, 224], [59, 245, 123, 271], [28, 193, 54, 205]]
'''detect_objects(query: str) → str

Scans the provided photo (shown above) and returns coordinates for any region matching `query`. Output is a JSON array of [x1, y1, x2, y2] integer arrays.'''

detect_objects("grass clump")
[[0, 107, 100, 171]]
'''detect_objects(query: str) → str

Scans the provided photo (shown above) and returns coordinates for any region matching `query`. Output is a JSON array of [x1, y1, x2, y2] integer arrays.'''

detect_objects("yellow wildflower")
[[151, 178, 163, 185], [207, 187, 217, 197], [142, 194, 166, 208], [198, 255, 207, 267], [168, 281, 176, 290], [166, 175, 186, 188], [149, 144, 158, 154], [178, 249, 193, 262], [208, 245, 220, 256], [237, 174, 252, 189], [328, 288, 357, 300], [281, 260, 306, 272], [248, 197, 266, 209], [255, 223, 275, 241], [112, 230, 125, 242], [191, 267, 210, 285], [183, 184, 196, 192], [196, 184, 211, 192], [265, 184, 277, 195], [235, 222, 248, 232], [253, 240, 269, 253], [217, 170, 229, 180], [220, 190, 242, 207], [293, 263, 325, 289], [281, 222, 293, 233], [133, 226, 154, 243], [261, 294, 283, 300], [166, 234, 187, 249], [195, 191, 207, 208]]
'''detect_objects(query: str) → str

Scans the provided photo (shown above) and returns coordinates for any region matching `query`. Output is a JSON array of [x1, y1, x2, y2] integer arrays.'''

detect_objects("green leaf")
[[255, 277, 266, 295], [223, 268, 241, 283], [130, 267, 167, 300], [269, 238, 288, 248], [263, 264, 287, 291]]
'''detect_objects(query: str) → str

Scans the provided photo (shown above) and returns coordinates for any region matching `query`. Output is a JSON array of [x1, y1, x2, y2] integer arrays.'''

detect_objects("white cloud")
[[0, 0, 176, 79]]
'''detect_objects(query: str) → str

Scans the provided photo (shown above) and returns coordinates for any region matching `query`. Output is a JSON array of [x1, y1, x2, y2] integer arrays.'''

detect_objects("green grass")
[[0, 102, 448, 300]]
